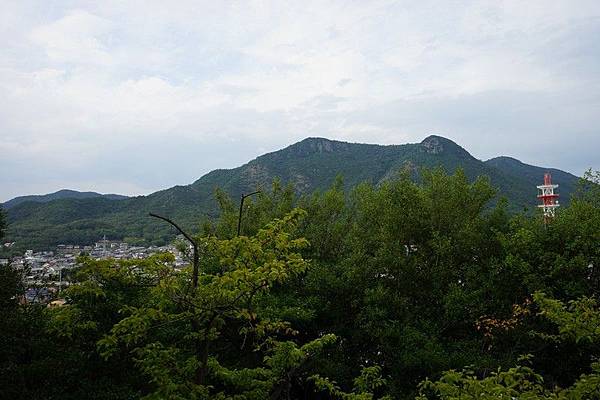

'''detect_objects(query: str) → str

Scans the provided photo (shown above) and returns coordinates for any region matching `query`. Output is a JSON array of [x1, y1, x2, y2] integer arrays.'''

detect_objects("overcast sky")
[[1, 1, 599, 202]]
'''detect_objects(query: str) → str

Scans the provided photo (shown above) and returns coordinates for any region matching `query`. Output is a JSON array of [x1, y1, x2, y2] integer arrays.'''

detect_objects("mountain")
[[484, 156, 578, 203], [2, 136, 580, 250], [2, 189, 128, 210]]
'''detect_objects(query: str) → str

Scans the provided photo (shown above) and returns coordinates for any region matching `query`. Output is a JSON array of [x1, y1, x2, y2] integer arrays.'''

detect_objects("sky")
[[1, 1, 599, 202]]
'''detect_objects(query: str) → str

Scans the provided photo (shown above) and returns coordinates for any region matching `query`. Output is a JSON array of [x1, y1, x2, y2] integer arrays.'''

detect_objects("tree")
[[4, 169, 600, 399], [57, 209, 378, 399], [575, 169, 600, 206], [416, 293, 600, 399]]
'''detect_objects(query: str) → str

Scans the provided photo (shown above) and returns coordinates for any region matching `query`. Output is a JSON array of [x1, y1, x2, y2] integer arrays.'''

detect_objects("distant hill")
[[2, 189, 128, 209], [3, 136, 581, 250], [484, 156, 579, 207]]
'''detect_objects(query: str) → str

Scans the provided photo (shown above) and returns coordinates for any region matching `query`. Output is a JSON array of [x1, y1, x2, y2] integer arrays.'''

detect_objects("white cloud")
[[30, 10, 113, 66]]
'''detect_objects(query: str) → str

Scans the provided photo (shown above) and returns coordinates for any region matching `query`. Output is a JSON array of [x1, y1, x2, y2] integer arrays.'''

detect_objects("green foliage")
[[291, 169, 509, 396], [310, 365, 391, 400], [575, 169, 600, 206], [416, 360, 554, 400], [3, 168, 600, 399], [84, 209, 359, 399], [416, 293, 600, 399], [533, 292, 600, 344]]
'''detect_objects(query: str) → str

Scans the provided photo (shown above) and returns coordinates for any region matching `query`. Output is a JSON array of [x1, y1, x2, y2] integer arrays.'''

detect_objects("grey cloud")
[[1, 1, 599, 201]]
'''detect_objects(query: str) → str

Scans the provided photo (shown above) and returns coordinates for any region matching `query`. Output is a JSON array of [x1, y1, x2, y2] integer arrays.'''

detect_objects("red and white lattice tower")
[[537, 173, 559, 220]]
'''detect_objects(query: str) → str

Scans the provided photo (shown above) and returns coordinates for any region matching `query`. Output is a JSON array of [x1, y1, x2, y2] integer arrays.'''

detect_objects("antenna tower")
[[537, 173, 559, 221]]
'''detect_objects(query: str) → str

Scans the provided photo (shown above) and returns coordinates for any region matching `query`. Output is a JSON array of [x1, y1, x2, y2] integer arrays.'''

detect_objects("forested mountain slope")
[[2, 189, 127, 209], [3, 135, 580, 249]]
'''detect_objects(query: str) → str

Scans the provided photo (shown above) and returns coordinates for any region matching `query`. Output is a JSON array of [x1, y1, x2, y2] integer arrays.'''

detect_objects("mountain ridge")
[[2, 189, 128, 210], [2, 135, 581, 250]]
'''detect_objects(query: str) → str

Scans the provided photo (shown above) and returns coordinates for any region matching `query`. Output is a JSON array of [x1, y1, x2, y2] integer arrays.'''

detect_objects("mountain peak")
[[281, 137, 351, 157], [420, 135, 456, 152], [420, 135, 469, 157], [485, 156, 524, 166]]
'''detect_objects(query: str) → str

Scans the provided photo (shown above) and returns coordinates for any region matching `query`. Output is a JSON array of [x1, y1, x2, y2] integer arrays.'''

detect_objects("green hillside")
[[1, 189, 128, 209], [3, 135, 580, 250], [484, 156, 578, 207]]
